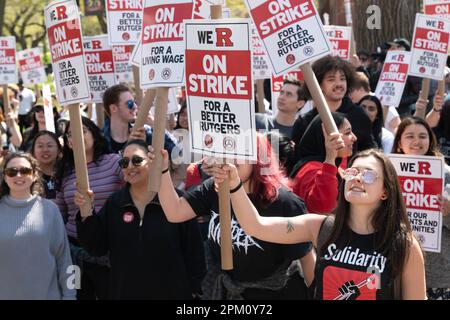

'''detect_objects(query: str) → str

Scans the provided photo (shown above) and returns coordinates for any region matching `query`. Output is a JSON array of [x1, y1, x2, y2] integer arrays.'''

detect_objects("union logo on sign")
[[161, 68, 171, 80], [223, 136, 236, 151]]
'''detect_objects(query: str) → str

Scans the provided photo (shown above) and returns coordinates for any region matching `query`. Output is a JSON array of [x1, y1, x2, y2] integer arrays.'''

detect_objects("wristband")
[[162, 167, 169, 174], [230, 180, 243, 193]]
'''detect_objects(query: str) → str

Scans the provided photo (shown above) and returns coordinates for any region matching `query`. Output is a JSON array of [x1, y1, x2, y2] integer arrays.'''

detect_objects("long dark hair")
[[55, 117, 108, 184], [174, 101, 187, 130], [434, 99, 450, 141], [22, 105, 61, 150], [358, 95, 383, 149], [320, 149, 413, 280], [31, 130, 63, 156], [0, 152, 44, 199], [392, 116, 441, 156]]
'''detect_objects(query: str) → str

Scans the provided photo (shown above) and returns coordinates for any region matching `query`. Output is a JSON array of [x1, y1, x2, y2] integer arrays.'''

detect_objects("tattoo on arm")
[[287, 220, 294, 233]]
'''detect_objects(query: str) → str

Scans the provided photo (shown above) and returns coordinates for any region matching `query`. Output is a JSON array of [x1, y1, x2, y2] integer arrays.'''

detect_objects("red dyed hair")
[[249, 133, 291, 205]]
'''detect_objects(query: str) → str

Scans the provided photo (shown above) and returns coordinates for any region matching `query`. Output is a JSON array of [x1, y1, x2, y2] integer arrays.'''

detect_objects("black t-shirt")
[[184, 178, 311, 283], [315, 230, 394, 300], [42, 173, 57, 199], [110, 138, 127, 154]]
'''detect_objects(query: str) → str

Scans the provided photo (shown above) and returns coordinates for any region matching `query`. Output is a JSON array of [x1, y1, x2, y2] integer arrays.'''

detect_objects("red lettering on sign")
[[216, 28, 233, 47]]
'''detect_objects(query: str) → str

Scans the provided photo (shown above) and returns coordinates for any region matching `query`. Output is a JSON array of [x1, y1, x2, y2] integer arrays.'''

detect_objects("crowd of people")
[[1, 36, 450, 300]]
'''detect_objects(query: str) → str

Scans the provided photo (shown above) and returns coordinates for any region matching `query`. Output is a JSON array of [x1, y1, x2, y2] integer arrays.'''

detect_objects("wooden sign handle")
[[68, 104, 92, 217], [256, 79, 265, 114], [416, 78, 430, 119], [211, 3, 233, 271], [95, 103, 104, 129], [300, 63, 338, 134], [134, 89, 156, 129], [2, 85, 11, 115], [132, 65, 144, 107], [148, 87, 168, 193]]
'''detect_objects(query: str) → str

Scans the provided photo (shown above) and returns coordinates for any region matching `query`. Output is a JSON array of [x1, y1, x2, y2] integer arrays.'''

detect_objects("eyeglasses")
[[126, 99, 136, 109], [118, 155, 146, 169], [343, 167, 379, 184], [4, 167, 33, 177]]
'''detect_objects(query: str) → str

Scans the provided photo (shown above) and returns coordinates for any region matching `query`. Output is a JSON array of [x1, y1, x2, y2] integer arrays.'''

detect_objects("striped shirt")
[[54, 153, 124, 239]]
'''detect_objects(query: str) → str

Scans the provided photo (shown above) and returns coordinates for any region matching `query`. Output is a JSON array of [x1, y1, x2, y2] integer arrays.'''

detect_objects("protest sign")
[[113, 45, 133, 83], [324, 25, 352, 60], [245, 0, 331, 76], [129, 35, 141, 67], [375, 51, 411, 108], [17, 48, 47, 85], [424, 0, 450, 20], [389, 154, 445, 252], [252, 25, 272, 80], [185, 19, 256, 160], [42, 84, 56, 133], [409, 13, 450, 81], [45, 0, 90, 105], [140, 0, 193, 89], [271, 69, 303, 114], [106, 0, 142, 45], [0, 36, 17, 84], [83, 35, 116, 103]]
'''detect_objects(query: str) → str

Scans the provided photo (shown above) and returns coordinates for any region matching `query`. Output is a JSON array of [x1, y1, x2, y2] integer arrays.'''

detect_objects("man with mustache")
[[291, 56, 376, 153]]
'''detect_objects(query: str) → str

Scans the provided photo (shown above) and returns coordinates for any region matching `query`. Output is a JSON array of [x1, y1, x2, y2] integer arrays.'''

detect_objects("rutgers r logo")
[[216, 28, 233, 47]]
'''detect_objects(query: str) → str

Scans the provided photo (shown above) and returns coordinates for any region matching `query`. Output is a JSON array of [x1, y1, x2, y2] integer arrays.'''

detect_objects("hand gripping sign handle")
[[300, 63, 339, 134], [211, 3, 233, 271], [148, 87, 168, 193], [132, 65, 144, 107], [68, 104, 93, 217]]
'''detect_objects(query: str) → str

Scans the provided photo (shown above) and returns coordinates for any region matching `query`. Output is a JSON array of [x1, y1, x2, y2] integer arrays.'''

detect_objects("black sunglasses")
[[4, 167, 33, 177], [126, 99, 136, 109], [118, 155, 146, 169]]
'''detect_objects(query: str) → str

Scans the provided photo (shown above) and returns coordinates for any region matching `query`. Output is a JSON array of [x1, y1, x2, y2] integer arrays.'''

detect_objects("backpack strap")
[[316, 215, 335, 256]]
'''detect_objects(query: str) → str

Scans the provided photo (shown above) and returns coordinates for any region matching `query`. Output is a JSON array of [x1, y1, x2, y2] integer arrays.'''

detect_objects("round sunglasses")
[[343, 167, 379, 184], [4, 167, 33, 177], [126, 99, 137, 109], [118, 155, 146, 169]]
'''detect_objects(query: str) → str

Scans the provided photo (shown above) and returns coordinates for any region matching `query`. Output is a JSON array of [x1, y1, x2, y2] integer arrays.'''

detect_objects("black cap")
[[388, 38, 411, 51]]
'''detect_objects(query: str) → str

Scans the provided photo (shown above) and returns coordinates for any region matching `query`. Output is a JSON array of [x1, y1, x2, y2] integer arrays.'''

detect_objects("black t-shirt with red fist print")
[[315, 231, 394, 300]]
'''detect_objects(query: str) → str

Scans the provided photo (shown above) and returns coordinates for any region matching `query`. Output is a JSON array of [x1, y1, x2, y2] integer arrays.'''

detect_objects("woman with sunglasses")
[[31, 130, 63, 199], [73, 139, 205, 299], [20, 100, 60, 152], [0, 152, 75, 299], [157, 134, 314, 300], [216, 149, 426, 300], [290, 113, 357, 214], [55, 116, 124, 300], [392, 117, 450, 300]]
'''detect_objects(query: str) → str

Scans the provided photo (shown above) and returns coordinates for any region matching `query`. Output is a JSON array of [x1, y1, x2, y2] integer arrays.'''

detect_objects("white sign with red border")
[[388, 154, 445, 253], [17, 48, 47, 85], [0, 36, 17, 85], [323, 25, 351, 60], [105, 0, 142, 45], [252, 25, 272, 80], [185, 19, 256, 160], [409, 13, 450, 81], [140, 0, 193, 89], [113, 45, 133, 83], [375, 51, 411, 108], [45, 0, 90, 105], [244, 0, 331, 76], [424, 0, 450, 21], [83, 35, 116, 103], [42, 84, 56, 134]]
